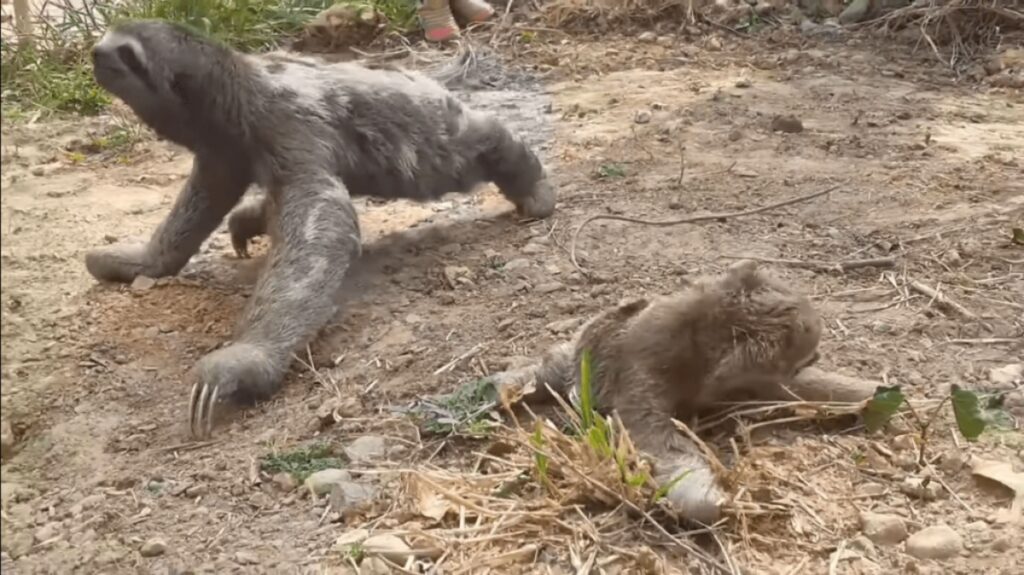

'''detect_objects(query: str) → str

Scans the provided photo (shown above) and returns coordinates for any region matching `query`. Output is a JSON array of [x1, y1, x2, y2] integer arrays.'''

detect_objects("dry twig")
[[569, 184, 843, 276]]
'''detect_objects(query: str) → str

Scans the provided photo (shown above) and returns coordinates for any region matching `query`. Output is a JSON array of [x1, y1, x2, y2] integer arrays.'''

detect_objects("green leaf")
[[1012, 228, 1024, 245], [597, 164, 626, 179], [578, 350, 596, 430], [951, 385, 986, 441], [863, 385, 905, 433]]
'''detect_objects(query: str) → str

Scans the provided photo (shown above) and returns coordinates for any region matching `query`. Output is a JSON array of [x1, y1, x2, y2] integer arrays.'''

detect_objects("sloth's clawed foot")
[[514, 178, 556, 220], [85, 242, 156, 283], [188, 343, 280, 438], [658, 462, 726, 525]]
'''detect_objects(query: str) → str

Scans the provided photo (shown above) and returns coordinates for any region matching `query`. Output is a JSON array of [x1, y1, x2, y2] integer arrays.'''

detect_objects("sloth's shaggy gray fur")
[[85, 20, 556, 436]]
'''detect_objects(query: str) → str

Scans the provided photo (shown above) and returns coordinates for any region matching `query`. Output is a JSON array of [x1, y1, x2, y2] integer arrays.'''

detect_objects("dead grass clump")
[[542, 0, 720, 32], [862, 0, 1024, 71]]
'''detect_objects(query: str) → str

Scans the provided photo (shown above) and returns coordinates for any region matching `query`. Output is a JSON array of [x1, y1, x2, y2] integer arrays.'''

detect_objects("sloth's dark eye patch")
[[116, 45, 156, 91]]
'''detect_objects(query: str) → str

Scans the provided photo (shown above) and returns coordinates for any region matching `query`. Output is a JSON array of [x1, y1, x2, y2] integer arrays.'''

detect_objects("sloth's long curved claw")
[[188, 380, 218, 439]]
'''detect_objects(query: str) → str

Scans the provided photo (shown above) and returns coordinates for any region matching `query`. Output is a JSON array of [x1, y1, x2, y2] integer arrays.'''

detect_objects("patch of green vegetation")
[[260, 442, 346, 482], [1, 0, 419, 119], [412, 378, 501, 437], [596, 163, 626, 179]]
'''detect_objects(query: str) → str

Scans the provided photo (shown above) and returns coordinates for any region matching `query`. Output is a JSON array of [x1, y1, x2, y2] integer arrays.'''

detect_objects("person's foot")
[[451, 0, 495, 23], [418, 0, 460, 42]]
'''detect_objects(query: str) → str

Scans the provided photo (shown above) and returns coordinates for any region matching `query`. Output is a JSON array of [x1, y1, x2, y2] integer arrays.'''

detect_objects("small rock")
[[70, 493, 106, 517], [849, 535, 876, 558], [535, 282, 565, 295], [33, 522, 60, 543], [860, 512, 908, 545], [940, 451, 966, 475], [131, 275, 157, 291], [7, 532, 34, 559], [707, 37, 722, 51], [771, 115, 804, 133], [362, 534, 413, 564], [185, 484, 209, 498], [839, 0, 871, 24], [892, 434, 916, 451], [234, 551, 259, 565], [638, 31, 656, 43], [906, 525, 963, 560], [728, 129, 743, 142], [304, 469, 352, 496], [140, 538, 168, 558], [0, 420, 14, 460], [503, 258, 531, 272], [272, 472, 298, 492], [991, 536, 1013, 552], [634, 110, 652, 124], [656, 36, 673, 47], [328, 481, 378, 513], [546, 317, 584, 334], [857, 483, 887, 497], [901, 477, 942, 500], [344, 435, 386, 462], [988, 364, 1022, 388], [735, 78, 752, 88], [521, 243, 546, 255]]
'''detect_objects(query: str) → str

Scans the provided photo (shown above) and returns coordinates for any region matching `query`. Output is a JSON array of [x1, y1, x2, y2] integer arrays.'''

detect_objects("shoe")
[[451, 0, 495, 23], [418, 0, 460, 42]]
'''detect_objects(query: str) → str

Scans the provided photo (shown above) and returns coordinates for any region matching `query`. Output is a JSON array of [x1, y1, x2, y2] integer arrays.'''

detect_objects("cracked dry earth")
[[2, 30, 1023, 574]]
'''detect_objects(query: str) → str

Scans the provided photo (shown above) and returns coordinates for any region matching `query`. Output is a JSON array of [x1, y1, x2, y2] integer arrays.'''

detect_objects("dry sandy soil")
[[2, 17, 1023, 575]]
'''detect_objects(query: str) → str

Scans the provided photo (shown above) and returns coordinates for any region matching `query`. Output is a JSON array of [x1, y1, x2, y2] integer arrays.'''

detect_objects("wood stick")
[[13, 0, 33, 45], [721, 255, 897, 272], [907, 280, 977, 320], [569, 183, 843, 276]]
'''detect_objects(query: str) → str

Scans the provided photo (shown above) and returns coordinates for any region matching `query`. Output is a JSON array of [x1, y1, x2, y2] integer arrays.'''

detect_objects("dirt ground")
[[2, 20, 1023, 575]]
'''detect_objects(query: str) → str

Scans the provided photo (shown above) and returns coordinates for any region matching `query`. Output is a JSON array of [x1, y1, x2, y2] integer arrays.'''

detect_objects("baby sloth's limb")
[[616, 403, 726, 525], [767, 366, 880, 403], [228, 191, 271, 258], [486, 341, 575, 404]]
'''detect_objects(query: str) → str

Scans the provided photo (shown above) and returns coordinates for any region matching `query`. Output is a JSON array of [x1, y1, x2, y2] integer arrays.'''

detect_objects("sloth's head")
[[91, 20, 233, 148]]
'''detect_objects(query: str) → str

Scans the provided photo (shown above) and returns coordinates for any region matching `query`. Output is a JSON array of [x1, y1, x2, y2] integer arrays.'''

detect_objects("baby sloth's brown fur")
[[492, 260, 840, 524]]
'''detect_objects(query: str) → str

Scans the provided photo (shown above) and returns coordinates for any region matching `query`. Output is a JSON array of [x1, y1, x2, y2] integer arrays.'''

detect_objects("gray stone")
[[328, 481, 378, 512], [344, 436, 386, 462], [304, 469, 352, 496], [140, 538, 168, 557], [906, 525, 964, 560], [839, 0, 871, 24], [860, 512, 908, 545]]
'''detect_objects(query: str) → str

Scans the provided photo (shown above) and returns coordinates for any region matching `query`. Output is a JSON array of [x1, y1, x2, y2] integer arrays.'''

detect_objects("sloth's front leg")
[[188, 173, 361, 438]]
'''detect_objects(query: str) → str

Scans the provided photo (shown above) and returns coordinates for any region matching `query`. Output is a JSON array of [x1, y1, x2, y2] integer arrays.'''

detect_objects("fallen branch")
[[907, 280, 977, 319], [720, 255, 897, 273], [569, 184, 844, 276]]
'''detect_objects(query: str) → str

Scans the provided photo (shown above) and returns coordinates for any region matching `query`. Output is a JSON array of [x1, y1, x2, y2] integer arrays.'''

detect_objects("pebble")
[[70, 493, 106, 517], [304, 469, 353, 496], [940, 451, 966, 475], [140, 538, 168, 558], [131, 275, 157, 291], [770, 114, 804, 133], [638, 31, 656, 43], [634, 110, 652, 124], [272, 472, 298, 492], [344, 435, 386, 462], [906, 524, 963, 560], [988, 364, 1022, 388], [991, 536, 1013, 552], [892, 434, 916, 451], [535, 282, 566, 295], [900, 477, 942, 500], [362, 534, 413, 564], [33, 522, 60, 543], [857, 483, 887, 497], [521, 243, 546, 255], [735, 78, 752, 88], [546, 317, 584, 334], [503, 258, 531, 272], [7, 532, 34, 558], [0, 420, 14, 461], [235, 551, 260, 565], [859, 512, 908, 545], [328, 481, 378, 513], [185, 484, 209, 498]]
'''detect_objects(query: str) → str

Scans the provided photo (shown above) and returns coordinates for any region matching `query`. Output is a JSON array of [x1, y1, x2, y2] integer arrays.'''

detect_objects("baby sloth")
[[491, 260, 837, 524], [85, 20, 556, 438]]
